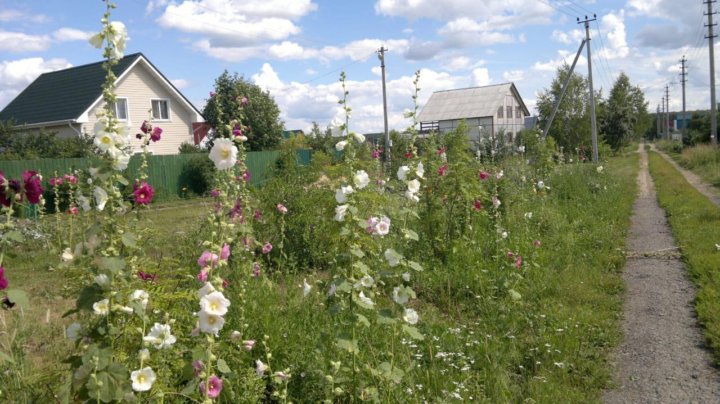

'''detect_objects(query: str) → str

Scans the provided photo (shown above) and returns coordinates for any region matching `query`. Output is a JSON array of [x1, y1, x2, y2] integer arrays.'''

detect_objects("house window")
[[112, 98, 128, 121], [516, 106, 523, 119], [497, 106, 504, 118], [506, 106, 513, 119], [151, 99, 169, 120]]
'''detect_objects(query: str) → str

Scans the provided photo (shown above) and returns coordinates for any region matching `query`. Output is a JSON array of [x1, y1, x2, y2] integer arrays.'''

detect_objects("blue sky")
[[0, 0, 714, 133]]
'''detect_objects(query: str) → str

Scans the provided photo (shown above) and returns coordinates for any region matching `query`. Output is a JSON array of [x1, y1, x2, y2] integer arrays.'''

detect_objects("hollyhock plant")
[[22, 171, 43, 204], [479, 171, 490, 180], [200, 291, 231, 316], [143, 323, 177, 349], [220, 243, 231, 260], [49, 177, 63, 187], [0, 265, 8, 290], [150, 127, 162, 142], [473, 199, 483, 211], [437, 164, 448, 176], [209, 138, 238, 170], [133, 182, 154, 205], [198, 251, 219, 268], [200, 375, 223, 398], [130, 367, 156, 392], [276, 203, 288, 214], [262, 242, 273, 254]]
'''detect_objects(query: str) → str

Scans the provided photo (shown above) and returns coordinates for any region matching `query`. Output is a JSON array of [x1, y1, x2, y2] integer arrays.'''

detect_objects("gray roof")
[[417, 82, 529, 122]]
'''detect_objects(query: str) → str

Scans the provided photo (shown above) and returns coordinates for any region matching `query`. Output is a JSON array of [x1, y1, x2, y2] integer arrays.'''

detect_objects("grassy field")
[[656, 141, 720, 187], [648, 151, 720, 364], [1, 154, 639, 402]]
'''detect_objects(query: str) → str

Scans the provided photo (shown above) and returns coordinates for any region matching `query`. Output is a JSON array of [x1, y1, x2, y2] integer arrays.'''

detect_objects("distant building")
[[417, 82, 530, 144]]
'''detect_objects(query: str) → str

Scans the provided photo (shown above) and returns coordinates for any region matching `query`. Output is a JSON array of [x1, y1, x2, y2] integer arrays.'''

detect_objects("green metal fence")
[[0, 149, 313, 200]]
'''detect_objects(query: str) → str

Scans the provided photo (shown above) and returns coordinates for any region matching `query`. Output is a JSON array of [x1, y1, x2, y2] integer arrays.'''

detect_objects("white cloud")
[[0, 9, 49, 23], [596, 10, 629, 60], [503, 70, 525, 82], [374, 0, 554, 25], [371, 66, 382, 76], [0, 57, 72, 108], [0, 31, 50, 52], [471, 68, 491, 86], [552, 29, 584, 45], [252, 63, 284, 90], [171, 78, 189, 89], [52, 28, 94, 42], [532, 50, 587, 72]]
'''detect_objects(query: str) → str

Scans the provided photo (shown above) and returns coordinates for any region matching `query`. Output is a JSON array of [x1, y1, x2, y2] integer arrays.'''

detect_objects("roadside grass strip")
[[649, 151, 720, 363]]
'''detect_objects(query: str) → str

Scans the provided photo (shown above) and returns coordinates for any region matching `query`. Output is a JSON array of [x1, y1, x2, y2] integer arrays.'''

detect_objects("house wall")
[[81, 61, 196, 155], [437, 117, 494, 145], [20, 124, 82, 139], [494, 91, 526, 141]]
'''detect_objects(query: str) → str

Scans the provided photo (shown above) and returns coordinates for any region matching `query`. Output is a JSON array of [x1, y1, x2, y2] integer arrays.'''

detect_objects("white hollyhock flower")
[[94, 132, 115, 151], [358, 291, 374, 308], [416, 162, 425, 178], [93, 186, 108, 211], [77, 194, 91, 212], [597, 165, 604, 173], [198, 282, 216, 299], [335, 140, 348, 151], [138, 348, 150, 361], [209, 138, 238, 170], [407, 179, 420, 194], [143, 323, 176, 349], [327, 283, 337, 297], [198, 310, 225, 334], [256, 359, 269, 377], [537, 180, 545, 189], [403, 308, 419, 325], [492, 195, 501, 209], [200, 291, 231, 316], [384, 249, 401, 267], [130, 289, 149, 309], [130, 367, 156, 392], [113, 153, 130, 171], [61, 247, 74, 262], [66, 323, 82, 340], [402, 272, 411, 282], [335, 185, 353, 204], [397, 166, 410, 181], [88, 32, 103, 48], [405, 190, 419, 203], [359, 275, 374, 288], [353, 170, 370, 189], [93, 299, 109, 315], [334, 204, 349, 222], [303, 278, 312, 297], [351, 132, 365, 143], [374, 216, 390, 236]]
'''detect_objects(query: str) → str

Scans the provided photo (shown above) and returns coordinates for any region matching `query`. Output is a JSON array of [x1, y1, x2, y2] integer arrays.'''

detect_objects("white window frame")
[[112, 97, 129, 121], [151, 98, 171, 121]]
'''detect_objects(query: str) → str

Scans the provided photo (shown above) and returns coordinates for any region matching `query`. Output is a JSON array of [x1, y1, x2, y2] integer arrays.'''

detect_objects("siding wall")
[[495, 90, 526, 140], [81, 61, 196, 155]]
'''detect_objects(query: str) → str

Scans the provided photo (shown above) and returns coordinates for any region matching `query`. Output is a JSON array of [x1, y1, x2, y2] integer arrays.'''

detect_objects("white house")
[[417, 82, 530, 144], [0, 52, 205, 155]]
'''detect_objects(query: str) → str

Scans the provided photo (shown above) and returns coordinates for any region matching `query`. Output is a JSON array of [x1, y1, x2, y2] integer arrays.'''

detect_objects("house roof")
[[0, 52, 203, 126], [417, 82, 530, 123]]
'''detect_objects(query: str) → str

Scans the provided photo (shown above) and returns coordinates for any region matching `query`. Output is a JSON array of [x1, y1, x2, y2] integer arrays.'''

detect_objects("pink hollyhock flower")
[[372, 149, 381, 159], [242, 170, 251, 183], [479, 171, 489, 180], [473, 199, 482, 211], [437, 146, 447, 155], [200, 375, 223, 398], [64, 174, 78, 184], [222, 279, 229, 288], [133, 182, 154, 205], [437, 164, 448, 176], [254, 209, 262, 220], [49, 177, 63, 187], [197, 251, 219, 268], [22, 171, 43, 205], [209, 91, 216, 98], [150, 127, 162, 142], [276, 203, 288, 214], [507, 251, 514, 259], [140, 121, 152, 134], [240, 96, 248, 106], [515, 255, 522, 269], [242, 339, 255, 351], [0, 265, 8, 290], [67, 206, 79, 215], [252, 262, 261, 277], [404, 151, 414, 158], [262, 242, 273, 254], [210, 189, 220, 198], [193, 360, 204, 376], [220, 243, 230, 260], [197, 269, 208, 282], [138, 271, 156, 282], [534, 239, 542, 248]]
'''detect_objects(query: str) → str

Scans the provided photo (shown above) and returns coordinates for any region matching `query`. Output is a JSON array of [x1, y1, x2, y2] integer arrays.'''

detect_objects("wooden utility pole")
[[666, 85, 671, 139], [377, 46, 390, 162], [579, 15, 599, 163], [706, 0, 718, 144], [680, 56, 688, 141]]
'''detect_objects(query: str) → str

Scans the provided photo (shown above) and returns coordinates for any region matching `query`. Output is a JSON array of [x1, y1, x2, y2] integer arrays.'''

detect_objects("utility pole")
[[706, 0, 718, 144], [666, 85, 671, 140], [680, 56, 688, 141], [579, 15, 599, 163], [661, 97, 666, 139], [657, 104, 661, 139], [377, 46, 390, 163]]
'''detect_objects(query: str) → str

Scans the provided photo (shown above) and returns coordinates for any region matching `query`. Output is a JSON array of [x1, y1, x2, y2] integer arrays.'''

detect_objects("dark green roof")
[[0, 53, 142, 125]]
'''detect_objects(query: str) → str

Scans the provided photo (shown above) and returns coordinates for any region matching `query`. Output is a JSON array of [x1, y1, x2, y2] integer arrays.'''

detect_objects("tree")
[[536, 64, 594, 153], [600, 72, 649, 151], [203, 71, 284, 151]]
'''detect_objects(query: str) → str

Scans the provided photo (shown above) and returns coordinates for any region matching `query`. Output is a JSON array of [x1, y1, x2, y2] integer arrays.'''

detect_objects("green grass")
[[656, 142, 720, 187], [0, 155, 640, 402], [648, 151, 720, 363]]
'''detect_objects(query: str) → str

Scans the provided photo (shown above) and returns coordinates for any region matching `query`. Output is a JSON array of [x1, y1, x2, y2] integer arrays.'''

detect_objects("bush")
[[179, 155, 215, 196], [178, 142, 205, 154]]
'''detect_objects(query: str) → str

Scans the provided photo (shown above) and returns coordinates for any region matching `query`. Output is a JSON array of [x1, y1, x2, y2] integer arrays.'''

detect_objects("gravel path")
[[652, 145, 720, 207], [603, 144, 720, 403]]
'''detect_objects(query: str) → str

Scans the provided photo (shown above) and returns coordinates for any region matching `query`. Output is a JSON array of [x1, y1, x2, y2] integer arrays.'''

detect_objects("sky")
[[0, 0, 716, 134]]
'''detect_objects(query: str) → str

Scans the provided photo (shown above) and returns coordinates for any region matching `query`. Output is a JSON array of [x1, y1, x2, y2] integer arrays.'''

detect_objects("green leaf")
[[4, 230, 24, 243], [377, 309, 397, 325], [353, 261, 370, 274], [116, 176, 129, 186], [97, 257, 125, 273], [121, 232, 137, 248], [76, 284, 104, 311], [335, 337, 359, 353], [356, 313, 370, 327], [216, 358, 232, 374], [6, 289, 29, 308], [406, 260, 424, 272], [402, 229, 419, 241], [509, 289, 522, 301], [350, 246, 365, 258], [377, 361, 405, 383], [402, 324, 425, 340], [0, 350, 15, 364], [336, 280, 352, 293]]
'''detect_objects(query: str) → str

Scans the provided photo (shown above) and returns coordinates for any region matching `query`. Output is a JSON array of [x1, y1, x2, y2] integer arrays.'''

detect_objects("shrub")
[[180, 155, 215, 196]]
